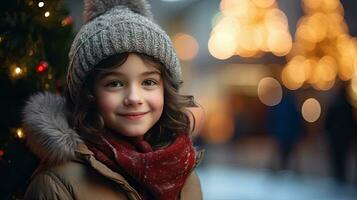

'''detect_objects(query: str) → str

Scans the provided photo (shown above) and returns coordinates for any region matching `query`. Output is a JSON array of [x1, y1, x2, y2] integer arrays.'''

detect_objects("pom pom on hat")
[[83, 0, 153, 23]]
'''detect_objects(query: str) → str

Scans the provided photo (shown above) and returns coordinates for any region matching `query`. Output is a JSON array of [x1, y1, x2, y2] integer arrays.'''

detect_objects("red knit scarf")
[[86, 133, 196, 200]]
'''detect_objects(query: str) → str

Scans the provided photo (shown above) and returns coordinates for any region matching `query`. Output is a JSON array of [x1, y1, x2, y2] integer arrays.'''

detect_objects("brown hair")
[[65, 53, 197, 147]]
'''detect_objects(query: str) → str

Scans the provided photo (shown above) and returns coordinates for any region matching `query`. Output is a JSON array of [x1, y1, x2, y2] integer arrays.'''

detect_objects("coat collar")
[[22, 92, 83, 164]]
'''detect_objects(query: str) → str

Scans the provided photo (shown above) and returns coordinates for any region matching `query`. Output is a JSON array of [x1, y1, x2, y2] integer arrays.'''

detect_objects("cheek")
[[147, 90, 164, 113], [96, 92, 121, 115]]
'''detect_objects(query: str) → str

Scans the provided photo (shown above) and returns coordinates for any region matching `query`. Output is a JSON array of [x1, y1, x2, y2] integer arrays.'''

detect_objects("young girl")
[[22, 0, 203, 199]]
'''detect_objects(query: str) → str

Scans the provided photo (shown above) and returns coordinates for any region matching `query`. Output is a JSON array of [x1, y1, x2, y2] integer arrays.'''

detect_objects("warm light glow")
[[220, 0, 252, 20], [236, 25, 257, 53], [44, 11, 50, 17], [268, 30, 292, 56], [308, 56, 337, 91], [10, 65, 26, 80], [16, 128, 25, 139], [301, 98, 321, 123], [253, 25, 269, 52], [303, 0, 322, 10], [14, 67, 22, 75], [264, 8, 289, 32], [173, 33, 199, 61], [203, 111, 235, 144], [285, 0, 353, 91], [282, 56, 309, 90], [257, 77, 282, 106], [38, 1, 44, 7], [208, 21, 238, 60], [251, 0, 275, 8], [322, 0, 340, 12], [211, 0, 292, 58]]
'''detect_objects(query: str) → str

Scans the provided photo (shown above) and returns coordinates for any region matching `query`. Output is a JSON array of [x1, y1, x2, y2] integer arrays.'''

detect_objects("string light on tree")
[[13, 127, 25, 139], [36, 61, 48, 73], [44, 11, 50, 18], [38, 1, 44, 7], [15, 67, 22, 75], [10, 64, 27, 79]]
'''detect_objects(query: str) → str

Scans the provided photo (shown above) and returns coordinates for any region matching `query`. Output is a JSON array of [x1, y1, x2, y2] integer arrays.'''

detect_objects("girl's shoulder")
[[25, 160, 130, 200], [24, 161, 85, 200]]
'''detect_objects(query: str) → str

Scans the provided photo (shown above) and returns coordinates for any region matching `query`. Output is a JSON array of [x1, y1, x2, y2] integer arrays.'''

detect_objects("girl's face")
[[94, 54, 164, 139]]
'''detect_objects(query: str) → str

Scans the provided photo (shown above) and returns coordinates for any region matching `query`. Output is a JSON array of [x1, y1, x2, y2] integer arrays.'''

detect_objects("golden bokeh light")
[[253, 24, 269, 52], [220, 0, 251, 19], [251, 0, 275, 8], [236, 26, 256, 52], [16, 128, 25, 139], [208, 31, 237, 60], [284, 0, 356, 91], [15, 67, 22, 75], [338, 58, 354, 81], [203, 111, 235, 144], [264, 8, 289, 32], [10, 64, 27, 80], [322, 0, 340, 12], [44, 11, 50, 17], [257, 77, 283, 106], [302, 0, 323, 11], [301, 98, 321, 123], [282, 56, 310, 90], [268, 30, 292, 56], [308, 57, 337, 88], [173, 33, 199, 61], [38, 1, 44, 8], [211, 0, 292, 59]]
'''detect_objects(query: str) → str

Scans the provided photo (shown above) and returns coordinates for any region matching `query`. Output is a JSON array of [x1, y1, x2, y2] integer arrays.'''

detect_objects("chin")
[[120, 129, 147, 138]]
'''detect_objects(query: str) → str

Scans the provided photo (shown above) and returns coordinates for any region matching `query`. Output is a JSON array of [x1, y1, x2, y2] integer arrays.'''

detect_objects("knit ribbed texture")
[[67, 2, 182, 101]]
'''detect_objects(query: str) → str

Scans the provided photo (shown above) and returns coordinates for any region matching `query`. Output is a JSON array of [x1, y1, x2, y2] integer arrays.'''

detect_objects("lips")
[[120, 112, 148, 116], [118, 112, 149, 120]]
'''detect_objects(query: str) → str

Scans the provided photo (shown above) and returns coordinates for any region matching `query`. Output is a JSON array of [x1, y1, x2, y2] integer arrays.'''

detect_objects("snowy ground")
[[196, 165, 357, 200]]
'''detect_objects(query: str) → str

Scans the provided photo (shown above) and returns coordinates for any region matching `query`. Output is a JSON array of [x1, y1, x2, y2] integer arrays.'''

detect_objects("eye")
[[105, 80, 124, 88], [142, 79, 157, 86]]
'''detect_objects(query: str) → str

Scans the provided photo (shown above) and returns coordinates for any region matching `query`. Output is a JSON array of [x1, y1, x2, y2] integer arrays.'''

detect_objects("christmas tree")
[[0, 0, 74, 198]]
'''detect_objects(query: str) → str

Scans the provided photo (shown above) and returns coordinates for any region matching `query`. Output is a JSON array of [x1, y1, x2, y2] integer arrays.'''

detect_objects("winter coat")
[[22, 92, 204, 200]]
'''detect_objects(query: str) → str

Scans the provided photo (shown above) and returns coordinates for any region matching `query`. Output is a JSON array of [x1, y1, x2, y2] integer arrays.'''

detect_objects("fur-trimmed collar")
[[22, 92, 83, 164]]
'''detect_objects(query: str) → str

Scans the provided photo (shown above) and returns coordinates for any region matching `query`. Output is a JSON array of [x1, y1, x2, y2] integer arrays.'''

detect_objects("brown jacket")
[[22, 92, 204, 200]]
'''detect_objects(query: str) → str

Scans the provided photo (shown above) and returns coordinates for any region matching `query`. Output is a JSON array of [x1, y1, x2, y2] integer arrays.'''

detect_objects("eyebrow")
[[99, 70, 161, 79]]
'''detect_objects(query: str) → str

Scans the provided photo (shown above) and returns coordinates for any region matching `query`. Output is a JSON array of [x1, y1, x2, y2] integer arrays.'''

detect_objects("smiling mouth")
[[118, 112, 149, 120]]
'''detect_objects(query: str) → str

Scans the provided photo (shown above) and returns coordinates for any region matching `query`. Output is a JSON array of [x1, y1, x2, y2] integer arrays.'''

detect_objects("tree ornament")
[[0, 149, 4, 158], [36, 61, 48, 73], [61, 16, 73, 26]]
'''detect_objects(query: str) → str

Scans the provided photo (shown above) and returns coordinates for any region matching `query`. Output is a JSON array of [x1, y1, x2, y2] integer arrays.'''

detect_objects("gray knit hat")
[[67, 0, 182, 101]]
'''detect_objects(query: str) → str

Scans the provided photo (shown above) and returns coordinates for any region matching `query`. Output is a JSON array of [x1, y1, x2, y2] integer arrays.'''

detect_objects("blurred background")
[[1, 0, 357, 199]]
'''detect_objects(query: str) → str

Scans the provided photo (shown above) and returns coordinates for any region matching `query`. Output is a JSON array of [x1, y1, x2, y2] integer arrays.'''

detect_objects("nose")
[[124, 85, 143, 106]]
